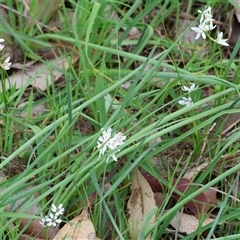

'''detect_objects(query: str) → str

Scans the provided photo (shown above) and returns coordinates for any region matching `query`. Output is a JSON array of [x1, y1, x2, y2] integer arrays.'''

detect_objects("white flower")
[[1, 56, 11, 70], [215, 32, 229, 46], [199, 6, 214, 25], [107, 153, 118, 163], [51, 204, 64, 216], [178, 97, 193, 107], [181, 83, 198, 93], [192, 6, 216, 39], [39, 216, 50, 227], [41, 214, 60, 227], [47, 213, 62, 227], [97, 127, 126, 162], [199, 20, 216, 32], [0, 38, 4, 52], [40, 213, 62, 227], [108, 132, 126, 150], [191, 26, 206, 40], [40, 203, 64, 227], [97, 128, 112, 156]]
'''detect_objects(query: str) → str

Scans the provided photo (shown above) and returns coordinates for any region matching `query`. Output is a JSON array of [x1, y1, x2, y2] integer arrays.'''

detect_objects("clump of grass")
[[0, 1, 240, 239]]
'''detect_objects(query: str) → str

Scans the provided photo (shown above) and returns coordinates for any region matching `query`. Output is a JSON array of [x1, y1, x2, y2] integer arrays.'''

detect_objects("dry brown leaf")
[[172, 178, 209, 217], [0, 5, 12, 41], [19, 234, 44, 240], [203, 187, 217, 205], [53, 209, 100, 240], [23, 0, 61, 27], [0, 54, 79, 92], [19, 219, 57, 240], [184, 162, 209, 180], [154, 192, 164, 207], [18, 102, 48, 118], [127, 168, 156, 240], [170, 213, 215, 234], [229, 13, 240, 44], [234, 0, 240, 22]]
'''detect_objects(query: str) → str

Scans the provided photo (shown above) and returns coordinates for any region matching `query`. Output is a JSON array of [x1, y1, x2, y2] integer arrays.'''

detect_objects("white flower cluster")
[[178, 83, 198, 107], [97, 127, 126, 162], [191, 6, 229, 46], [39, 204, 64, 227], [0, 38, 12, 70]]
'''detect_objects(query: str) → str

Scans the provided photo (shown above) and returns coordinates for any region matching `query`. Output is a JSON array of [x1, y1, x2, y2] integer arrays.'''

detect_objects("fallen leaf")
[[53, 209, 99, 240], [229, 14, 240, 44], [18, 102, 48, 118], [19, 219, 56, 240], [203, 187, 217, 205], [0, 53, 79, 92], [23, 0, 61, 28], [142, 173, 210, 217], [141, 172, 164, 193], [127, 168, 156, 240], [215, 112, 240, 137], [19, 235, 44, 240], [170, 212, 215, 234], [233, 0, 240, 22], [183, 161, 209, 180], [154, 192, 164, 207], [173, 178, 209, 217]]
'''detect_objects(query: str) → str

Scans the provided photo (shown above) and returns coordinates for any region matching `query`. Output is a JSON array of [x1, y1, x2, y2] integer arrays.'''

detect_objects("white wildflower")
[[191, 26, 206, 40], [0, 38, 4, 52], [51, 204, 64, 216], [192, 6, 216, 39], [181, 83, 198, 93], [178, 97, 193, 107], [215, 31, 229, 46], [198, 6, 214, 26], [39, 215, 53, 227], [1, 56, 11, 70], [0, 38, 11, 70], [199, 20, 216, 32], [39, 203, 64, 227], [108, 152, 118, 162], [47, 213, 62, 227], [97, 127, 126, 162], [40, 213, 62, 227]]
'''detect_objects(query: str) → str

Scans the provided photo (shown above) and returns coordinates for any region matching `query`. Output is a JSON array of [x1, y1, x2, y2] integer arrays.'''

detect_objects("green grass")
[[0, 0, 240, 239]]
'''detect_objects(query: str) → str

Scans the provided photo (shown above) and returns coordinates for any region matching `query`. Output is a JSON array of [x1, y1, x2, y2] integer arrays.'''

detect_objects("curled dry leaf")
[[0, 49, 79, 92], [19, 234, 44, 240], [183, 161, 209, 180], [229, 15, 240, 44], [203, 187, 217, 205], [18, 102, 48, 118], [23, 0, 61, 28], [173, 178, 209, 217], [154, 192, 164, 207], [170, 213, 215, 234], [142, 173, 210, 217], [53, 209, 100, 240], [127, 168, 156, 240], [234, 0, 240, 22]]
